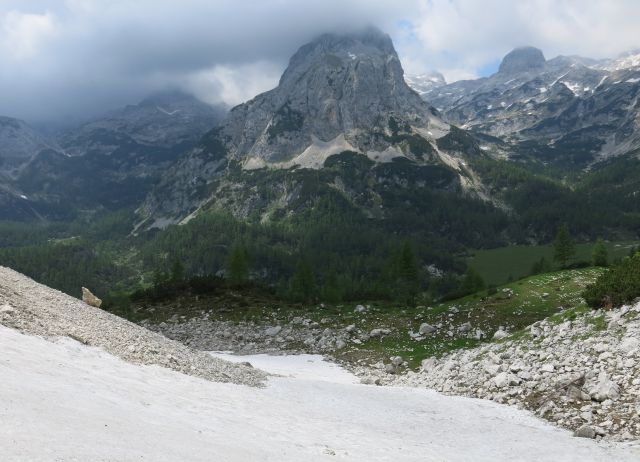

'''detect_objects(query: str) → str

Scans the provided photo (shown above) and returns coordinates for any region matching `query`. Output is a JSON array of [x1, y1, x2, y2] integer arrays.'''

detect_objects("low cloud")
[[1, 1, 638, 123]]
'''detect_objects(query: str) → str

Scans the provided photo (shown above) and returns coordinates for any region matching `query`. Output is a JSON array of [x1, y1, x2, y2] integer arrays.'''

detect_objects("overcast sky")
[[2, 0, 640, 123]]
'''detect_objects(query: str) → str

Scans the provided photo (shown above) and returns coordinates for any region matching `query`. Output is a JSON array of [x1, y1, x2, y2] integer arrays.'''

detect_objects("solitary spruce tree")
[[289, 259, 316, 302], [592, 238, 608, 267], [553, 224, 575, 268], [225, 242, 249, 286]]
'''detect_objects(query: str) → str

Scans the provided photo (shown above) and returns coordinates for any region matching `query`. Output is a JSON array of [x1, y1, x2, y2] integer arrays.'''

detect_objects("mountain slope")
[[58, 90, 225, 157], [140, 28, 488, 227], [413, 47, 640, 168], [0, 116, 58, 178], [2, 92, 226, 218]]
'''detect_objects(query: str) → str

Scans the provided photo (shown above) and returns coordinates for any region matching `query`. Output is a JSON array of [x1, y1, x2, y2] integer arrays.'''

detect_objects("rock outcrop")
[[381, 304, 640, 441]]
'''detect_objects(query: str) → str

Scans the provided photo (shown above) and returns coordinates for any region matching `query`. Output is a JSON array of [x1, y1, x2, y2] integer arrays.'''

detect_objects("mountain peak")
[[280, 26, 398, 87], [498, 46, 546, 74], [223, 27, 436, 165], [300, 26, 394, 55]]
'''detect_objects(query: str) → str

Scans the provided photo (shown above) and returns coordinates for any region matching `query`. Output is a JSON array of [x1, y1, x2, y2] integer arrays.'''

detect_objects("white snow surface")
[[2, 325, 639, 462]]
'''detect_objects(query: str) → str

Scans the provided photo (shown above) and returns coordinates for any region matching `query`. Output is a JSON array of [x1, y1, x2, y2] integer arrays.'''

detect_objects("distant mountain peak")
[[498, 46, 546, 74], [405, 72, 446, 96]]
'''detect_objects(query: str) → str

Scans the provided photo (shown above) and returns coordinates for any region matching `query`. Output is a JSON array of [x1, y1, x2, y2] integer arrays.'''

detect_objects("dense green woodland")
[[1, 153, 640, 305]]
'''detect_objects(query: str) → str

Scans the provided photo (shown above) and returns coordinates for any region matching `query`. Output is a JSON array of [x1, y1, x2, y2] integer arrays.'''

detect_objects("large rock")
[[588, 372, 620, 402], [354, 305, 367, 313], [264, 326, 282, 336], [493, 372, 520, 388], [619, 337, 640, 354], [493, 328, 508, 340], [81, 287, 102, 308], [574, 425, 596, 439], [369, 328, 391, 338], [421, 357, 437, 371], [419, 323, 436, 335]]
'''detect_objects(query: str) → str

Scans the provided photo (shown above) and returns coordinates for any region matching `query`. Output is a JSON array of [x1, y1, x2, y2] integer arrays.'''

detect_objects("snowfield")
[[2, 325, 639, 462]]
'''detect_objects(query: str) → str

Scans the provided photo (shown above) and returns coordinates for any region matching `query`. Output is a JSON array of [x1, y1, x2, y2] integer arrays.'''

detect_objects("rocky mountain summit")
[[212, 26, 448, 166], [140, 27, 486, 226], [498, 46, 547, 75], [58, 90, 225, 157], [411, 46, 640, 167]]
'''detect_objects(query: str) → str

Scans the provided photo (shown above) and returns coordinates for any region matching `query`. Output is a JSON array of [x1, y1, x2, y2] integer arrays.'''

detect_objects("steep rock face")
[[141, 28, 485, 226]]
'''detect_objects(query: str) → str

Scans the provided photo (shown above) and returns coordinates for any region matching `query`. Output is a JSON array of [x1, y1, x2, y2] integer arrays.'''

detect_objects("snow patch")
[[148, 216, 178, 230], [2, 325, 638, 462], [156, 106, 181, 116], [596, 75, 608, 88], [366, 145, 404, 163], [560, 81, 582, 96]]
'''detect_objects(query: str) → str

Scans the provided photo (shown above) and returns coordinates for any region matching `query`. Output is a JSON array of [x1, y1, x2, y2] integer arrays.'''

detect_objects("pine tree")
[[169, 258, 185, 283], [322, 269, 343, 303], [225, 242, 249, 286], [399, 241, 419, 286], [460, 267, 485, 295], [592, 238, 608, 267], [396, 241, 420, 303], [553, 224, 575, 268], [289, 259, 316, 302]]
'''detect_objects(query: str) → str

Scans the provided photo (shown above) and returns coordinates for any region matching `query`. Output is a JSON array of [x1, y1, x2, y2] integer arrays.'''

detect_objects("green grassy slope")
[[469, 242, 635, 286]]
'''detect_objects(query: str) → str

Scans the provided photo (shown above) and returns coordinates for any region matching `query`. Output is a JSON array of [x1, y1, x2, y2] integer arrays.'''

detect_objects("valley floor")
[[2, 325, 639, 462]]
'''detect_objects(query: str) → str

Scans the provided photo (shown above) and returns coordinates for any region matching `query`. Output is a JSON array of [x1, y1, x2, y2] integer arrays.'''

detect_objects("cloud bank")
[[1, 0, 639, 123]]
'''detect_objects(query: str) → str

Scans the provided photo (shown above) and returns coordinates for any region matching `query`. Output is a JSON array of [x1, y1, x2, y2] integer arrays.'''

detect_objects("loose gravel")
[[0, 266, 267, 387]]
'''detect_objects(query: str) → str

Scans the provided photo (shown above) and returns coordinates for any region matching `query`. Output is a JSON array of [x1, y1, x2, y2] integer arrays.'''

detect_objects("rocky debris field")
[[137, 269, 603, 368], [140, 307, 383, 356], [0, 266, 267, 386], [355, 304, 640, 442]]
